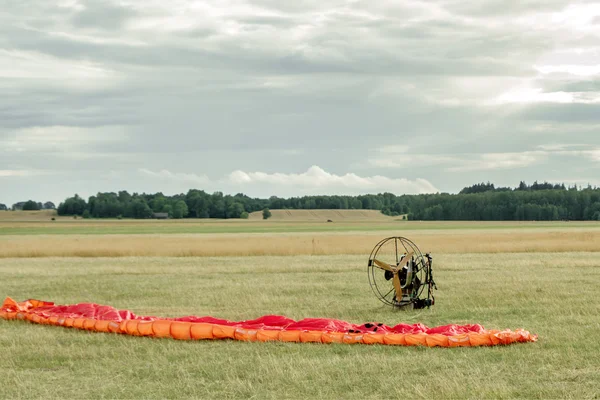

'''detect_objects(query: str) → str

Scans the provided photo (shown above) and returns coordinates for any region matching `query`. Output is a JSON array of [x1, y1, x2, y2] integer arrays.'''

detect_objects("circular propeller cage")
[[367, 237, 436, 309]]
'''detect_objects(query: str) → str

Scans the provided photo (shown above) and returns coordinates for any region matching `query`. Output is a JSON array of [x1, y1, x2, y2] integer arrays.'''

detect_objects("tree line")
[[4, 181, 600, 220], [0, 201, 55, 211]]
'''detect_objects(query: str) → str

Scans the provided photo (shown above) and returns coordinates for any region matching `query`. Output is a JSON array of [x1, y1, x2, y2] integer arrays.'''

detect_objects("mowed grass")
[[1, 254, 599, 399]]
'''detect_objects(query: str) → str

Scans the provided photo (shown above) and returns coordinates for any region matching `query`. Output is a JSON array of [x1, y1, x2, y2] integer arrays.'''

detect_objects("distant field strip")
[[247, 209, 397, 220], [1, 220, 599, 235], [1, 229, 599, 258]]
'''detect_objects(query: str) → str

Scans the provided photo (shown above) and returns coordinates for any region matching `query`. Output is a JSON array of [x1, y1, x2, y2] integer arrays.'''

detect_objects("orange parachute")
[[0, 297, 537, 347]]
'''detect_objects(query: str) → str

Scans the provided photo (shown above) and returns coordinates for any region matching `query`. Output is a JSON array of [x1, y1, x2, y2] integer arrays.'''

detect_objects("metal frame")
[[367, 236, 436, 309]]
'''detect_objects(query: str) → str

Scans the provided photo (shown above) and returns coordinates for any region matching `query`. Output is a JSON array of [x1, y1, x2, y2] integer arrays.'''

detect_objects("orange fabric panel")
[[496, 330, 524, 345], [152, 320, 173, 338], [64, 318, 75, 328], [279, 330, 302, 342], [383, 334, 407, 345], [256, 330, 280, 342], [5, 312, 17, 320], [425, 334, 449, 347], [234, 328, 258, 342], [107, 321, 121, 333], [299, 331, 323, 343], [126, 320, 142, 336], [190, 323, 214, 340], [362, 333, 385, 345], [448, 334, 471, 347], [83, 319, 97, 331], [137, 321, 154, 336], [342, 333, 364, 344], [468, 333, 493, 346], [321, 332, 344, 344], [212, 325, 236, 340], [73, 318, 86, 329], [95, 320, 111, 333], [405, 334, 428, 346], [170, 322, 192, 340], [1, 297, 18, 310]]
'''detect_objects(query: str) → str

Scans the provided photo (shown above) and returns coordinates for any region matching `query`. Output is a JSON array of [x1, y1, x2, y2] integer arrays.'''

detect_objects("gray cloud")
[[70, 1, 137, 29], [1, 0, 600, 205]]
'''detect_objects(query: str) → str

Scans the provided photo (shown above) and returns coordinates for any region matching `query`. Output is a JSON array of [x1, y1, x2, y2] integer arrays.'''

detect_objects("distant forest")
[[3, 181, 600, 221]]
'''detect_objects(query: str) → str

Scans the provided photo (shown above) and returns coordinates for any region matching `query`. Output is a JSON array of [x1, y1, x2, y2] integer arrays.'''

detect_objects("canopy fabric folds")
[[0, 297, 537, 347]]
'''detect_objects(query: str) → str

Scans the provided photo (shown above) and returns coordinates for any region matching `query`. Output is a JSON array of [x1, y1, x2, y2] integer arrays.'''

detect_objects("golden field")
[[1, 210, 599, 257], [1, 229, 599, 258]]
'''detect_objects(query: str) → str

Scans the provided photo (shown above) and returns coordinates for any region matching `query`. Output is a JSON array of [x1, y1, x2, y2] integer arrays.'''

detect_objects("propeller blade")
[[392, 273, 403, 302], [373, 259, 394, 272], [397, 251, 414, 268]]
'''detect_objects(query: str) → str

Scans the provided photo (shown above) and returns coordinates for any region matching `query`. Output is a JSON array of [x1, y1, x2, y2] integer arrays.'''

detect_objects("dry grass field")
[[1, 211, 599, 398], [1, 229, 600, 258]]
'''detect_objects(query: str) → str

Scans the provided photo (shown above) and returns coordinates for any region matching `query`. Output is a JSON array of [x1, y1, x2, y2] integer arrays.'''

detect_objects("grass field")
[[1, 214, 599, 398]]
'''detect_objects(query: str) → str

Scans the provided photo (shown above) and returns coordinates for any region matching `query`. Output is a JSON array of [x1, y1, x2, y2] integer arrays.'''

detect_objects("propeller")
[[372, 251, 415, 302], [373, 259, 394, 272]]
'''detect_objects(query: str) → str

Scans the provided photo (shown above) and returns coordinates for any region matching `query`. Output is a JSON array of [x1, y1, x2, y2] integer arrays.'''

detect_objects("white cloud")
[[377, 145, 410, 154], [0, 49, 121, 89], [448, 151, 547, 172], [228, 165, 438, 194], [1, 126, 127, 153], [138, 168, 210, 184], [370, 148, 547, 171], [586, 149, 600, 161], [535, 64, 600, 77], [0, 170, 48, 177], [492, 87, 575, 104], [536, 143, 588, 151]]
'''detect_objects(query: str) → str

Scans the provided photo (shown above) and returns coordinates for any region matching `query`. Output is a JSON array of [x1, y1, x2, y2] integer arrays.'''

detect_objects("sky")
[[1, 0, 600, 206]]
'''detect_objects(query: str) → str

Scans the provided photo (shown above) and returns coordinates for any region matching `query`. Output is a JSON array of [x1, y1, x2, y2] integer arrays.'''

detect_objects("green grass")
[[1, 220, 598, 236], [1, 253, 599, 399]]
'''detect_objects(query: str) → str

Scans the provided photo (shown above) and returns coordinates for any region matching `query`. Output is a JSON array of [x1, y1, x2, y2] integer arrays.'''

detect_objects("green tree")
[[127, 199, 153, 219], [226, 202, 245, 219], [22, 200, 41, 210], [262, 208, 272, 220], [57, 194, 87, 216], [171, 200, 189, 219]]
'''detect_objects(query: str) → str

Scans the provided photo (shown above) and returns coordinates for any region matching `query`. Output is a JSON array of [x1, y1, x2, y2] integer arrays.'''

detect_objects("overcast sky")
[[1, 0, 600, 205]]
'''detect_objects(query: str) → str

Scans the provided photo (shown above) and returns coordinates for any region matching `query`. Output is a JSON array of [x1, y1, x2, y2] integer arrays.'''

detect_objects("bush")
[[82, 210, 91, 219], [51, 217, 56, 221], [240, 211, 249, 219], [262, 208, 272, 220]]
